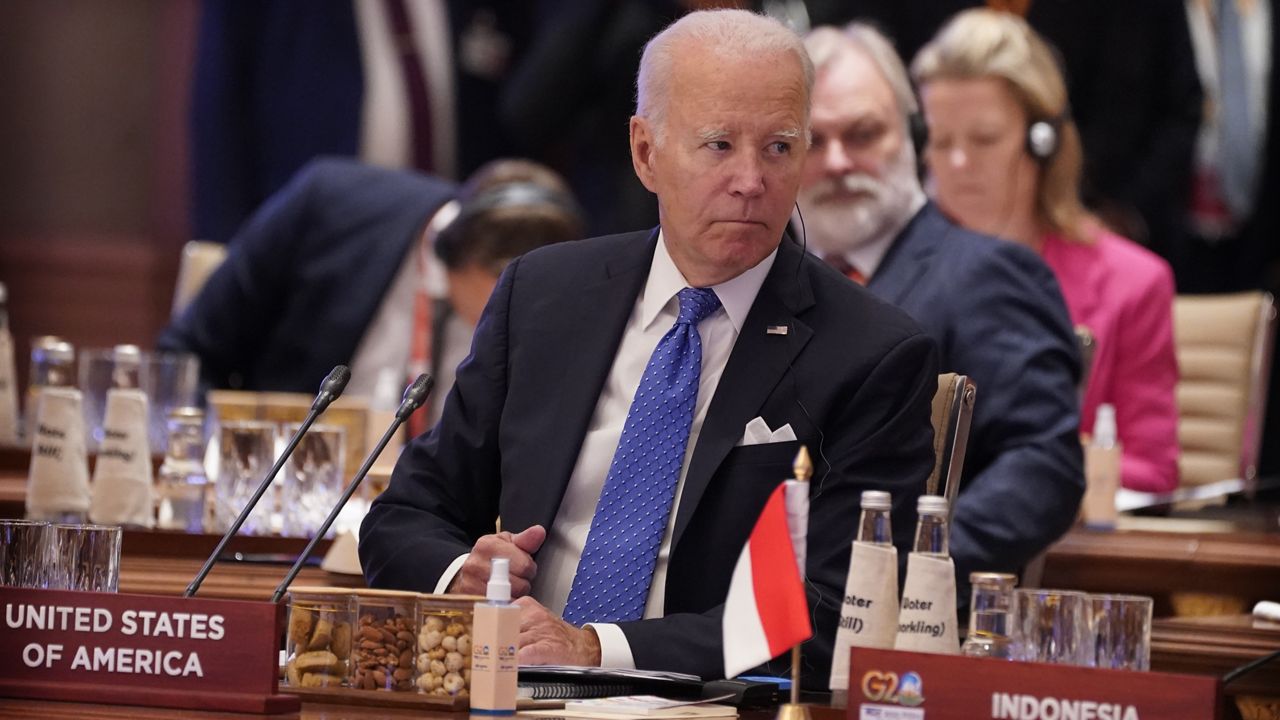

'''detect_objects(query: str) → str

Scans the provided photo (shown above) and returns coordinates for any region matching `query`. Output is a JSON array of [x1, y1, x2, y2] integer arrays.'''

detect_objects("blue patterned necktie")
[[562, 287, 722, 625]]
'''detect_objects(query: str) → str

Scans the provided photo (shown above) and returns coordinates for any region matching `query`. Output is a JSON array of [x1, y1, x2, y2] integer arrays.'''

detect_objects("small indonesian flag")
[[722, 481, 813, 678]]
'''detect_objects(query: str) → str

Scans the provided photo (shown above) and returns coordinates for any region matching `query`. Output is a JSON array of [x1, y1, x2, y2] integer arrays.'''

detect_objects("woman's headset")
[[907, 108, 1062, 162]]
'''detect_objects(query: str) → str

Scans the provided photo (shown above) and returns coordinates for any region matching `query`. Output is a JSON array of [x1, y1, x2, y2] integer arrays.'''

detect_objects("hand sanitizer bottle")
[[1082, 403, 1121, 529], [471, 558, 520, 714]]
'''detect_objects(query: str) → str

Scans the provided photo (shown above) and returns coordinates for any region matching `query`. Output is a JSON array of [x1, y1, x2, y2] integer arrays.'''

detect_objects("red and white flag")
[[722, 480, 812, 678]]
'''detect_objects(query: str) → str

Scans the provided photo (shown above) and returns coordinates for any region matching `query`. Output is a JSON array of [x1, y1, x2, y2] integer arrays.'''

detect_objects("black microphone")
[[185, 365, 351, 597], [271, 373, 434, 603]]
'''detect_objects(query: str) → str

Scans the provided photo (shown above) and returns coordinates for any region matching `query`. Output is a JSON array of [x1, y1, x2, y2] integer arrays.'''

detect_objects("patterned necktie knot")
[[676, 287, 721, 326]]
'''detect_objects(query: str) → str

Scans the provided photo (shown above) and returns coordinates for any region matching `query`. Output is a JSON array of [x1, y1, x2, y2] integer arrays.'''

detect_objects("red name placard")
[[848, 648, 1220, 720], [0, 587, 299, 714]]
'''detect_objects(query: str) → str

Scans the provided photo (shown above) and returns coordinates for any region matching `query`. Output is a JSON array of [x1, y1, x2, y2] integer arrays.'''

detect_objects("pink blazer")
[[1041, 230, 1180, 492]]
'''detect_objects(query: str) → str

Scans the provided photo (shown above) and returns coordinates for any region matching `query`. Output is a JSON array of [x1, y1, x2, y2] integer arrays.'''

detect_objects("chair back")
[[171, 240, 228, 318], [1174, 291, 1276, 488], [929, 373, 976, 518]]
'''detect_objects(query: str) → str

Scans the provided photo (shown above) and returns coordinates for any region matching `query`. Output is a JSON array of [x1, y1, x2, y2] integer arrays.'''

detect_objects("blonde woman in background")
[[912, 8, 1180, 493]]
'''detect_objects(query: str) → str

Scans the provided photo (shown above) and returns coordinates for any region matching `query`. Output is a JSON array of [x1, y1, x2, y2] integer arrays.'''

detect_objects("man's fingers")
[[511, 525, 547, 555]]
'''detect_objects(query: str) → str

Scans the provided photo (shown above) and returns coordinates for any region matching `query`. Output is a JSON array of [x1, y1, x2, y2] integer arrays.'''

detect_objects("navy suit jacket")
[[159, 158, 456, 392], [360, 230, 940, 683], [868, 203, 1084, 586]]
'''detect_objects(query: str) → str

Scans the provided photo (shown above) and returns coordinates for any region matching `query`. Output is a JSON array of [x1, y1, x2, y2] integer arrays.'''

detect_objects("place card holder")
[[0, 587, 299, 714], [846, 647, 1221, 720]]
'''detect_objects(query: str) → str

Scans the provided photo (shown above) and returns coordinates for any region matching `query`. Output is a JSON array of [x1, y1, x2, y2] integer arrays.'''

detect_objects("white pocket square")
[[736, 417, 797, 446]]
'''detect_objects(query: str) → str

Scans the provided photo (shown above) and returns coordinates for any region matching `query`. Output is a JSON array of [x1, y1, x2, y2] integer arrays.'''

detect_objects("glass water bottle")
[[25, 336, 75, 439], [156, 407, 209, 532], [110, 344, 143, 390], [912, 495, 950, 557], [857, 490, 893, 545], [961, 572, 1017, 659]]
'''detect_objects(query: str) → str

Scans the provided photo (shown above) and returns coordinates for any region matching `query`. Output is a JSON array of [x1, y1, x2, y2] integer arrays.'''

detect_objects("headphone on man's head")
[[434, 181, 583, 268], [908, 109, 929, 161]]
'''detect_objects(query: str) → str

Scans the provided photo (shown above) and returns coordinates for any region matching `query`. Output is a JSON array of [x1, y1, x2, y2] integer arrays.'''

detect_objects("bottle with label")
[[857, 489, 893, 545], [961, 572, 1017, 659], [110, 344, 143, 390], [156, 406, 209, 532], [471, 557, 520, 714], [25, 336, 74, 441], [912, 495, 950, 557], [0, 282, 17, 445], [1082, 403, 1121, 529]]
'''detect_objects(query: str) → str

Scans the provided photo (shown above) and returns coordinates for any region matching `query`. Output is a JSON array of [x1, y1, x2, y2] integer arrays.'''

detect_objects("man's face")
[[630, 43, 808, 287], [797, 48, 920, 255]]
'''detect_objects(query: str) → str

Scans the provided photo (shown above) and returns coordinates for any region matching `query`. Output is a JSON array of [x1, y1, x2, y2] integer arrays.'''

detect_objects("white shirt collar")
[[640, 230, 777, 333]]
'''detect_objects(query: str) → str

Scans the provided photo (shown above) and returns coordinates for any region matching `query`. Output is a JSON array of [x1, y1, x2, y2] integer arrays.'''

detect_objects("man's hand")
[[515, 596, 602, 666], [447, 525, 546, 597]]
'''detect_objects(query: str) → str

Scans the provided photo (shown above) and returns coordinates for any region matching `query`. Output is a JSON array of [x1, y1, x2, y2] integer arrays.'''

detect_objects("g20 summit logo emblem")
[[861, 670, 925, 707]]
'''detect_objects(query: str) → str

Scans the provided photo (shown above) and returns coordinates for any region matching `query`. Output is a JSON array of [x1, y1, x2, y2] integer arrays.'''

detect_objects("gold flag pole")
[[776, 447, 813, 720]]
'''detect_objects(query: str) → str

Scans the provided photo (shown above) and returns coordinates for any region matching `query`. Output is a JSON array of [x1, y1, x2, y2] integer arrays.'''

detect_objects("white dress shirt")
[[353, 0, 458, 178], [347, 202, 464, 426], [436, 233, 776, 668]]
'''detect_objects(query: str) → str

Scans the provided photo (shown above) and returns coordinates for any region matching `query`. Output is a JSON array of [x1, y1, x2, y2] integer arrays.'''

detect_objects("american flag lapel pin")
[[766, 325, 789, 335]]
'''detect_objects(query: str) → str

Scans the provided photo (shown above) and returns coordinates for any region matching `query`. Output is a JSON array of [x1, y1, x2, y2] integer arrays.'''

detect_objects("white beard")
[[797, 143, 923, 256]]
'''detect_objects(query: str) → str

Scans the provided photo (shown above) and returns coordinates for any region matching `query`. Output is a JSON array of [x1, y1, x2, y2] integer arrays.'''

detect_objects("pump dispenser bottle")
[[471, 558, 519, 714], [1082, 403, 1121, 529]]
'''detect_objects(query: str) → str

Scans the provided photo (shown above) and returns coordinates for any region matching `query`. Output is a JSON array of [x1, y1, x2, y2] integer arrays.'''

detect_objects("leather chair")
[[929, 373, 976, 520], [1173, 291, 1276, 489], [171, 240, 228, 319]]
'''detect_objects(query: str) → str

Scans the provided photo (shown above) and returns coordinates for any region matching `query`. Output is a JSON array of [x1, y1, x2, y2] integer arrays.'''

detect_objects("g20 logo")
[[860, 670, 924, 707]]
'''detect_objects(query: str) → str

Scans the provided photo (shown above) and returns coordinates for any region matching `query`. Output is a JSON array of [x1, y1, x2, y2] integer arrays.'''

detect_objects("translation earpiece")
[[1026, 119, 1059, 160]]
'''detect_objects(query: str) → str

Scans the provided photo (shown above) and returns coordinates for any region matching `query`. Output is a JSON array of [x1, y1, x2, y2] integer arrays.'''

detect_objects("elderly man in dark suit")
[[360, 9, 938, 683], [795, 25, 1084, 601]]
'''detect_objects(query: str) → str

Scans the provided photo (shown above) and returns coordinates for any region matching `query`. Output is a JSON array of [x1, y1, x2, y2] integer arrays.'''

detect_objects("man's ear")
[[630, 116, 658, 193]]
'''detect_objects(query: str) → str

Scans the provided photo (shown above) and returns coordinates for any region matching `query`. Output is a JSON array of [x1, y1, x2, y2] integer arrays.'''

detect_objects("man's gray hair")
[[804, 23, 918, 120], [636, 9, 814, 143]]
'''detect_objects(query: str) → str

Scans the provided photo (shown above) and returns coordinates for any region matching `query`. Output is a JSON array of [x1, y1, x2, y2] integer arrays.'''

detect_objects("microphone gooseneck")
[[271, 373, 435, 603], [185, 365, 351, 597]]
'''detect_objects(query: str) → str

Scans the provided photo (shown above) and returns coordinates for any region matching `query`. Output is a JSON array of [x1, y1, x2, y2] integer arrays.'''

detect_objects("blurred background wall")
[[0, 0, 198, 391]]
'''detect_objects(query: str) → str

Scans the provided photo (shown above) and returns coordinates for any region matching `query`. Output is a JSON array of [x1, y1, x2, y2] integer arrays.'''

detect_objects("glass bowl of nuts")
[[284, 586, 356, 689], [415, 594, 482, 700]]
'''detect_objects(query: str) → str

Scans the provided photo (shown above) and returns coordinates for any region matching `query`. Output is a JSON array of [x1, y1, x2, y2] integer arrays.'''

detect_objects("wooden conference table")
[[3, 448, 1279, 717]]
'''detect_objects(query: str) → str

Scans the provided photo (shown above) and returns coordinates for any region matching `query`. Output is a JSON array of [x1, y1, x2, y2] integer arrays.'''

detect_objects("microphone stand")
[[271, 373, 434, 604], [185, 365, 351, 597]]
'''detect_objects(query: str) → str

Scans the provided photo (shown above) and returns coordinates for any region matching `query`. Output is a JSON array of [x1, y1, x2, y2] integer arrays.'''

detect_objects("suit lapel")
[[527, 230, 657, 530], [867, 204, 941, 306], [671, 240, 815, 548]]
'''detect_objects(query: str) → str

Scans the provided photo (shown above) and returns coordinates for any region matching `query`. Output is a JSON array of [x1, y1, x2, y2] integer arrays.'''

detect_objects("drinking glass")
[[0, 519, 52, 588], [1013, 588, 1092, 665], [282, 423, 345, 538], [213, 420, 278, 535], [48, 523, 122, 592], [1088, 594, 1153, 670], [142, 351, 200, 455]]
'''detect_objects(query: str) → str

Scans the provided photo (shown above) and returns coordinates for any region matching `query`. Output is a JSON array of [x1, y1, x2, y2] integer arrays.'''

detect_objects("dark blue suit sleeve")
[[157, 163, 317, 390], [359, 256, 516, 590], [942, 242, 1084, 581]]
